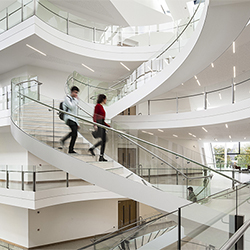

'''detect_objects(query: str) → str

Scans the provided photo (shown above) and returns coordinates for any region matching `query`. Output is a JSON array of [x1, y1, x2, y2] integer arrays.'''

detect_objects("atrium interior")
[[0, 0, 250, 249]]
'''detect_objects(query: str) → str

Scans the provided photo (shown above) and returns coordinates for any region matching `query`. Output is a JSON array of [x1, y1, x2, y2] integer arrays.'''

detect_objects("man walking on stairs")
[[60, 86, 80, 154]]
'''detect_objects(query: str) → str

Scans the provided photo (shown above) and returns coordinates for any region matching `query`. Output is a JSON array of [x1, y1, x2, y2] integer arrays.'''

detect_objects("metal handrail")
[[220, 219, 250, 250], [13, 82, 243, 185]]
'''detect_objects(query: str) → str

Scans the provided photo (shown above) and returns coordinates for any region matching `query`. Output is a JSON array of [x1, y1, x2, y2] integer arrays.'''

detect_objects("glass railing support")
[[178, 207, 181, 250], [66, 172, 69, 187], [33, 166, 36, 192], [220, 219, 250, 250], [13, 81, 243, 186], [232, 79, 235, 104]]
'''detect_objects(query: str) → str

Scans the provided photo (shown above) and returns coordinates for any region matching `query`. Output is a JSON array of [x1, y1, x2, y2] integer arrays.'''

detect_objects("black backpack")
[[59, 102, 68, 120]]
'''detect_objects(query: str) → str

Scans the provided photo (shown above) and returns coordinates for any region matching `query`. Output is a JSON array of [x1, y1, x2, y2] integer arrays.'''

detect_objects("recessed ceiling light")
[[148, 132, 154, 136], [233, 66, 236, 78], [194, 75, 197, 80], [219, 93, 222, 100], [82, 63, 95, 72], [181, 83, 184, 85], [229, 135, 231, 139], [233, 41, 235, 53], [120, 62, 130, 71], [225, 124, 228, 128], [188, 133, 193, 136], [173, 134, 178, 137], [211, 63, 214, 68], [197, 80, 201, 86], [202, 127, 208, 132], [244, 137, 247, 140], [199, 138, 202, 140], [158, 129, 164, 132], [192, 134, 196, 138], [215, 138, 218, 141], [26, 44, 46, 56], [142, 131, 148, 133]]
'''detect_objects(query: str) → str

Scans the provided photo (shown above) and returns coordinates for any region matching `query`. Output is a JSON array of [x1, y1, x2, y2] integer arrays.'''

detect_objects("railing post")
[[204, 91, 207, 110], [148, 100, 150, 115], [33, 165, 36, 192], [176, 96, 179, 113], [52, 99, 55, 148], [6, 8, 8, 30], [6, 165, 9, 189], [21, 0, 24, 22], [148, 168, 151, 183], [21, 165, 24, 191], [34, 0, 36, 16], [232, 79, 235, 104], [176, 170, 178, 185], [232, 170, 235, 189], [66, 172, 69, 187], [93, 27, 96, 43], [6, 91, 9, 110], [178, 207, 181, 250], [66, 13, 69, 35]]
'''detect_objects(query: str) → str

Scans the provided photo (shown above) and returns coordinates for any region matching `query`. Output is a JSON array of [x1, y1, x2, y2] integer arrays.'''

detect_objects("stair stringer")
[[11, 120, 190, 213]]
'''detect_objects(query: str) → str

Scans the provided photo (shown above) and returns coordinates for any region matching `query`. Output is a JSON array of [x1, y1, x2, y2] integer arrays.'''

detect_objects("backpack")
[[59, 101, 68, 120]]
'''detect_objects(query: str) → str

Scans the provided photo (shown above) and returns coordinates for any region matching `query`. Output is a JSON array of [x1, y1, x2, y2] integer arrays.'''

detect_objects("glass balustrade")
[[0, 0, 204, 48], [0, 164, 87, 191], [82, 184, 250, 250], [11, 78, 243, 204]]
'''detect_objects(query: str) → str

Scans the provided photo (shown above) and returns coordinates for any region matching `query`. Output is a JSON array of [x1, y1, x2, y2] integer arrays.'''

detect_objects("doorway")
[[118, 200, 137, 229], [118, 148, 136, 169]]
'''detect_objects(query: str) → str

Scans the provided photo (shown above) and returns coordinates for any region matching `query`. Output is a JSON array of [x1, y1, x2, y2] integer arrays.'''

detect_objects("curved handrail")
[[220, 219, 250, 250], [13, 80, 242, 185]]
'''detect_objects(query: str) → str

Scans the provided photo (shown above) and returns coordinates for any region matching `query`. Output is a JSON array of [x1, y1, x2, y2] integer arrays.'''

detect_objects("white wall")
[[28, 199, 118, 248], [0, 126, 27, 165], [0, 203, 29, 247]]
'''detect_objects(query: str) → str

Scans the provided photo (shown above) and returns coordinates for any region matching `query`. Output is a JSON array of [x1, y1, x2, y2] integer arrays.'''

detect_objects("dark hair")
[[97, 94, 107, 104], [187, 187, 193, 191], [71, 86, 79, 92]]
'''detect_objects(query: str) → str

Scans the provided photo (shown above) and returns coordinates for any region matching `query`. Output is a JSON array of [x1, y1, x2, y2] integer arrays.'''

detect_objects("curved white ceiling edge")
[[113, 98, 250, 130], [0, 185, 123, 210], [106, 0, 250, 119], [0, 16, 163, 62]]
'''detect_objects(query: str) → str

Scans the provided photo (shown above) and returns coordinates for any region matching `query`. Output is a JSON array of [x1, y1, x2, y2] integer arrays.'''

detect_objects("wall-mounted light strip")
[[82, 63, 94, 72], [233, 66, 236, 78], [120, 62, 130, 71], [26, 44, 46, 56], [211, 63, 214, 68], [233, 41, 235, 53], [202, 127, 208, 132]]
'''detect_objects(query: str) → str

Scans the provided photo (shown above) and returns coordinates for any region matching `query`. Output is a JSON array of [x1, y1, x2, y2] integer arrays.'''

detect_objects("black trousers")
[[62, 119, 78, 152], [93, 121, 107, 155]]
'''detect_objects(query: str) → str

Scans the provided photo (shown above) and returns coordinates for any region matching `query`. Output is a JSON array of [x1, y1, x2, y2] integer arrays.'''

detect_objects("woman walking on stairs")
[[89, 94, 110, 161]]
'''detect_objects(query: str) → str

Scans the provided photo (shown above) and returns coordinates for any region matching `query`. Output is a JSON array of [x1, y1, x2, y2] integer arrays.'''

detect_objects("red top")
[[93, 103, 110, 127]]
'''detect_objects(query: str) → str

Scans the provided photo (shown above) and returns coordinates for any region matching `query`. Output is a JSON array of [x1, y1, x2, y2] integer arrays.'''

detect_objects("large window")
[[210, 142, 250, 168]]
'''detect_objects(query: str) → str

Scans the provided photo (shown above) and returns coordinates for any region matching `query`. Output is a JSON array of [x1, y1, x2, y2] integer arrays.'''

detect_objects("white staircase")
[[11, 100, 190, 213]]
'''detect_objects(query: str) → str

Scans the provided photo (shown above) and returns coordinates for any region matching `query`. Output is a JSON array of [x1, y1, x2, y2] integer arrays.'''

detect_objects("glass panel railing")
[[11, 78, 250, 250], [137, 72, 250, 115], [1, 0, 205, 48], [0, 164, 89, 192], [11, 79, 243, 202], [65, 2, 205, 105]]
